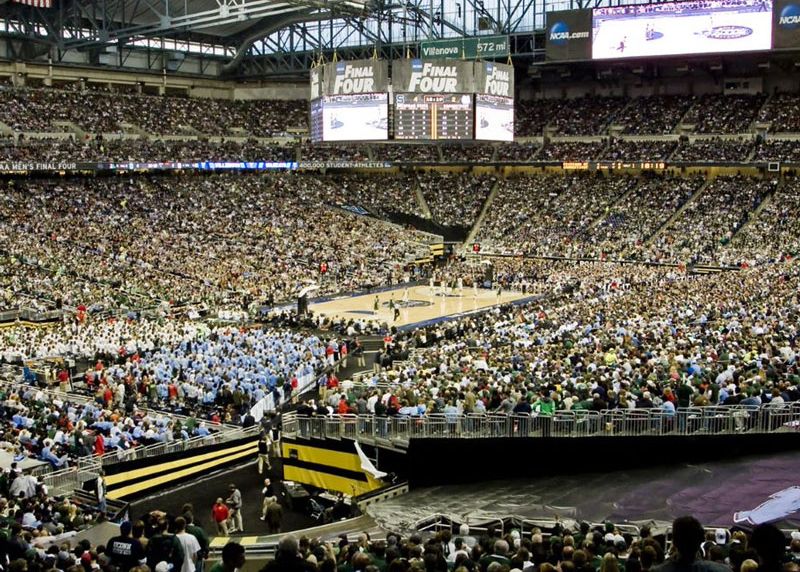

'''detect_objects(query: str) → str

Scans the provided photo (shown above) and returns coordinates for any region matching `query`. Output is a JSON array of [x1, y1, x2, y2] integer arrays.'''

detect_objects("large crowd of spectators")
[[752, 139, 800, 163], [648, 175, 776, 264], [0, 313, 361, 424], [370, 145, 441, 163], [253, 517, 800, 572], [0, 174, 430, 312], [418, 173, 496, 229], [322, 174, 421, 218], [323, 254, 799, 428], [585, 175, 704, 259], [4, 87, 800, 148], [6, 135, 796, 165], [475, 174, 637, 257], [682, 94, 766, 135], [0, 137, 295, 163], [439, 144, 496, 163], [0, 379, 220, 466], [0, 87, 306, 137], [472, 172, 792, 266], [514, 93, 775, 138], [298, 143, 368, 162], [544, 97, 627, 136], [670, 138, 755, 162], [721, 177, 800, 266], [618, 95, 694, 135], [494, 142, 540, 162], [758, 93, 800, 133], [602, 139, 678, 161], [537, 141, 607, 162]]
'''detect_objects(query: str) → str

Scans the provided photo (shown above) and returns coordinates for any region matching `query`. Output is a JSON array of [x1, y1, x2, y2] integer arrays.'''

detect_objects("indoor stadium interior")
[[0, 0, 800, 570]]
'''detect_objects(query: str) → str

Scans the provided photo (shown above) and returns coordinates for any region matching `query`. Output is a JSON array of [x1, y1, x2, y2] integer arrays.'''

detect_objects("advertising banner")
[[773, 0, 800, 48], [545, 9, 593, 61], [392, 59, 475, 93]]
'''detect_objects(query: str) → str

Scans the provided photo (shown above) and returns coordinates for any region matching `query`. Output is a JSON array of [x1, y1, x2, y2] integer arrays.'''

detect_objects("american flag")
[[12, 0, 53, 8]]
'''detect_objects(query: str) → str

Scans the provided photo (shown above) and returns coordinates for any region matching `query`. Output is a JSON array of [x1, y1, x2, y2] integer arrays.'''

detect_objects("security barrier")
[[282, 402, 800, 443]]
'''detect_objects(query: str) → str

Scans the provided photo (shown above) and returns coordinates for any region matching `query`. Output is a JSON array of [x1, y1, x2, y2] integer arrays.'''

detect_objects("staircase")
[[463, 179, 502, 247], [0, 120, 15, 137], [750, 93, 773, 132], [53, 121, 87, 141], [119, 122, 148, 137], [674, 99, 698, 134], [583, 177, 640, 234], [727, 179, 779, 246], [644, 176, 711, 247], [413, 178, 433, 219]]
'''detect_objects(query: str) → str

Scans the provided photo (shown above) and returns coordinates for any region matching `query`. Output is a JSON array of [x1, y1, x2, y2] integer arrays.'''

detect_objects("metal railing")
[[98, 424, 260, 467], [0, 376, 251, 480], [0, 307, 63, 323], [37, 425, 260, 496], [283, 403, 800, 442]]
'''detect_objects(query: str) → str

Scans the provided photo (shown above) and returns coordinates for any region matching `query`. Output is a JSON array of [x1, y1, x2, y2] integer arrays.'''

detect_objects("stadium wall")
[[0, 61, 305, 100], [518, 68, 800, 102], [403, 433, 800, 487], [277, 432, 800, 495], [234, 84, 308, 100]]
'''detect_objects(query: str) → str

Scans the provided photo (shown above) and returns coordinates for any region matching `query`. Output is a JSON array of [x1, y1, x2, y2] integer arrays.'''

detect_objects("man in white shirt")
[[175, 517, 201, 572]]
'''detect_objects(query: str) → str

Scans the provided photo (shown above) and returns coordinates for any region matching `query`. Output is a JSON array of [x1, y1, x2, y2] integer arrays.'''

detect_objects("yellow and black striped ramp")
[[106, 437, 258, 500], [430, 243, 445, 257], [281, 438, 384, 497]]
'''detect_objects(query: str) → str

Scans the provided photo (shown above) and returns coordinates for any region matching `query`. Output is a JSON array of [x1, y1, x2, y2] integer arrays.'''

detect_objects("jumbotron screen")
[[394, 93, 474, 141], [475, 94, 514, 141], [592, 0, 773, 59], [309, 93, 389, 142]]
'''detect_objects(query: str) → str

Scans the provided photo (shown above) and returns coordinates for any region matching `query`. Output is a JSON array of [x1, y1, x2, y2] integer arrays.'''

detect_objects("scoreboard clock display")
[[309, 98, 324, 143], [394, 93, 474, 140]]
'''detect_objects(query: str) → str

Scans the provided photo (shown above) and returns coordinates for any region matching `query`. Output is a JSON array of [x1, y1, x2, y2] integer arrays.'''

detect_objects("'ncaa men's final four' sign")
[[392, 59, 475, 93], [475, 61, 514, 96], [310, 59, 389, 99], [323, 59, 389, 95]]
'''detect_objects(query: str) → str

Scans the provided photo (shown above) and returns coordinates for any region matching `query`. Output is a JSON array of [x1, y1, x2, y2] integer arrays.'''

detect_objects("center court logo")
[[779, 3, 800, 28], [382, 300, 432, 309], [548, 21, 590, 46]]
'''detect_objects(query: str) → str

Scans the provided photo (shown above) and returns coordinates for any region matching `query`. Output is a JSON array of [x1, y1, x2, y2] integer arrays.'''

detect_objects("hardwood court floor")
[[309, 285, 530, 328]]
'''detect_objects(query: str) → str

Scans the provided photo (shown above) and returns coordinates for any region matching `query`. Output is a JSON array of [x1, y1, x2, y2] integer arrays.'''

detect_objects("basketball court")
[[309, 284, 532, 329]]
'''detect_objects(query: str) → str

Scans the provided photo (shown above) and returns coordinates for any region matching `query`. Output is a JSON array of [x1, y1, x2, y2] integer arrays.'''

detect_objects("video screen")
[[475, 94, 514, 141], [394, 93, 473, 141], [319, 93, 389, 141], [592, 0, 773, 59]]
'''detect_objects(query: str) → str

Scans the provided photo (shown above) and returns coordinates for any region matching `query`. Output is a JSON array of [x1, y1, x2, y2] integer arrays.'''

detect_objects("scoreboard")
[[309, 98, 324, 142], [394, 93, 474, 140]]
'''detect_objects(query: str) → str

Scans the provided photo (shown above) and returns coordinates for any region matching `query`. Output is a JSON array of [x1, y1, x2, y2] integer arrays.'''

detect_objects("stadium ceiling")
[[0, 0, 368, 49], [0, 0, 627, 77]]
